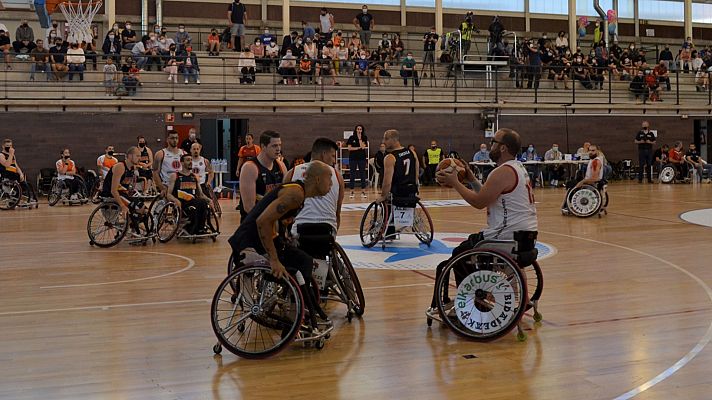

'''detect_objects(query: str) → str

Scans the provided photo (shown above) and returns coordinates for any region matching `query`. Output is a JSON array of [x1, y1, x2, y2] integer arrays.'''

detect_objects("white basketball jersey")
[[290, 162, 340, 234], [191, 156, 207, 184], [160, 148, 184, 185], [585, 156, 604, 181], [482, 160, 538, 240]]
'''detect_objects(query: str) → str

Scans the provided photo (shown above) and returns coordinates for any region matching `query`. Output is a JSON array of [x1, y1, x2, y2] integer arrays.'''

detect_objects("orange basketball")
[[436, 158, 467, 187]]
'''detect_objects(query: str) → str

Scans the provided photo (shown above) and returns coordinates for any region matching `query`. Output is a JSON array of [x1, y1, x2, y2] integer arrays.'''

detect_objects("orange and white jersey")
[[482, 160, 538, 240], [159, 148, 185, 185], [585, 156, 604, 181], [56, 158, 77, 180], [191, 156, 208, 185], [97, 155, 118, 178]]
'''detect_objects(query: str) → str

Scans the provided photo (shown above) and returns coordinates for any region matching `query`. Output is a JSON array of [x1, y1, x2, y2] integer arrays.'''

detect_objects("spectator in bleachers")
[[29, 39, 51, 81], [320, 8, 335, 40], [422, 27, 439, 78], [47, 29, 59, 50], [353, 5, 374, 49], [488, 15, 505, 57], [644, 69, 662, 102], [679, 41, 692, 73], [590, 56, 605, 90], [175, 24, 191, 52], [128, 61, 143, 86], [653, 60, 671, 91], [260, 28, 275, 47], [526, 41, 541, 90], [303, 37, 318, 59], [238, 46, 256, 84], [281, 31, 298, 56], [335, 41, 349, 75], [250, 38, 267, 72], [368, 50, 386, 85], [82, 39, 98, 71], [572, 54, 593, 89], [103, 57, 118, 95], [459, 16, 476, 56], [228, 0, 248, 52], [391, 33, 404, 63], [377, 33, 391, 62], [544, 143, 564, 187], [207, 29, 221, 56], [333, 30, 344, 47], [12, 19, 36, 54], [313, 32, 326, 52], [157, 33, 175, 52], [322, 40, 334, 59], [131, 35, 150, 70], [121, 21, 137, 50], [630, 69, 647, 103], [302, 21, 316, 40], [179, 45, 200, 85], [354, 50, 369, 83], [659, 45, 673, 70], [162, 42, 180, 69], [164, 58, 179, 83], [298, 53, 314, 84], [550, 54, 570, 89], [555, 31, 568, 55], [50, 39, 68, 80], [400, 52, 419, 86], [278, 50, 297, 84], [66, 42, 85, 81], [291, 36, 305, 58], [144, 33, 161, 71], [122, 68, 139, 95], [316, 50, 337, 85], [102, 30, 121, 63], [348, 32, 362, 50], [265, 39, 279, 72], [0, 30, 11, 70]]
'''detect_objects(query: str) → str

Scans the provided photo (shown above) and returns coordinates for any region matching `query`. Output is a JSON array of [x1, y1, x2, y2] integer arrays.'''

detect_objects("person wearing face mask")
[[421, 27, 439, 78], [423, 140, 443, 186], [66, 41, 85, 81], [265, 39, 280, 72], [561, 144, 606, 214], [298, 53, 314, 84], [400, 52, 419, 87], [318, 7, 335, 40], [428, 128, 538, 318], [571, 54, 593, 89], [178, 44, 200, 84], [228, 0, 248, 51], [207, 29, 220, 56], [348, 32, 362, 50], [135, 136, 154, 193], [353, 5, 374, 49], [335, 40, 349, 75], [249, 38, 267, 72], [658, 45, 673, 71], [97, 145, 118, 179], [303, 37, 317, 59], [280, 31, 298, 57], [260, 28, 275, 47], [544, 143, 564, 187], [55, 148, 83, 200], [174, 25, 192, 52], [0, 30, 11, 69], [13, 20, 36, 54], [278, 50, 297, 84], [102, 29, 121, 63], [121, 21, 137, 50], [555, 31, 568, 55], [522, 143, 540, 187], [354, 51, 369, 83], [472, 143, 493, 180], [634, 121, 656, 183], [291, 36, 305, 58], [49, 39, 68, 80], [156, 34, 174, 53]]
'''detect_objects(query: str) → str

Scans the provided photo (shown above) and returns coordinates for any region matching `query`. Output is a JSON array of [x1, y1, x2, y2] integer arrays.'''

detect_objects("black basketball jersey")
[[390, 148, 418, 197], [101, 161, 136, 197], [172, 171, 199, 202], [238, 159, 284, 218]]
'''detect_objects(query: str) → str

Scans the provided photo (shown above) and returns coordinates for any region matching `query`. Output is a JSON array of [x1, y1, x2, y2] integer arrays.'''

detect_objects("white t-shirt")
[[482, 160, 538, 240], [585, 156, 604, 181], [56, 158, 76, 180], [290, 162, 340, 235], [191, 156, 208, 184], [159, 148, 185, 185]]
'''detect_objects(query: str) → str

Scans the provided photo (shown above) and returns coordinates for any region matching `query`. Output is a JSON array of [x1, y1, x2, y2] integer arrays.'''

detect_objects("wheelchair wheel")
[[522, 261, 543, 311], [211, 264, 304, 359], [0, 179, 22, 210], [566, 185, 602, 218], [359, 201, 387, 248], [659, 165, 676, 184], [331, 243, 365, 317], [87, 202, 128, 247], [48, 178, 62, 206], [156, 202, 180, 243], [207, 208, 220, 242], [434, 248, 528, 341], [413, 201, 434, 245], [90, 181, 102, 204]]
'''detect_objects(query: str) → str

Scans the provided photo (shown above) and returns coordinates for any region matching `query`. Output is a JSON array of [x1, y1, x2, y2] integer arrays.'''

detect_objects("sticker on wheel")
[[455, 270, 518, 334]]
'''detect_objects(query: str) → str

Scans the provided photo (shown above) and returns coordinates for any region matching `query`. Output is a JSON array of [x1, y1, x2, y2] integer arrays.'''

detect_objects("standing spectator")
[[374, 142, 386, 188], [346, 125, 369, 199], [102, 30, 121, 63], [319, 8, 335, 40], [653, 60, 671, 91], [174, 24, 192, 52], [635, 121, 656, 183], [131, 35, 150, 70], [421, 27, 439, 78], [353, 5, 374, 49], [227, 0, 248, 52], [459, 16, 476, 56], [424, 140, 443, 185], [181, 128, 201, 153], [179, 45, 200, 84], [302, 21, 315, 40], [50, 38, 68, 80], [103, 56, 118, 95], [236, 133, 261, 178], [400, 52, 419, 86], [66, 42, 85, 81], [265, 39, 280, 72], [544, 143, 565, 187], [487, 16, 505, 56], [0, 30, 11, 69], [121, 21, 137, 50], [207, 28, 221, 56], [278, 50, 297, 84], [13, 19, 36, 54], [659, 45, 674, 70], [526, 42, 542, 90], [29, 39, 52, 81]]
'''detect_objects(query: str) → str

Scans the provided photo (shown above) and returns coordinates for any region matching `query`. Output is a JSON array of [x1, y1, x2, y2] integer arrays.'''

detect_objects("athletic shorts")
[[230, 24, 245, 37]]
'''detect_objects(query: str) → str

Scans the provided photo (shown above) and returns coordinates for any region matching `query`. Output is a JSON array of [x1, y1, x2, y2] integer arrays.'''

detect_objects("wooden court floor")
[[2, 182, 712, 399]]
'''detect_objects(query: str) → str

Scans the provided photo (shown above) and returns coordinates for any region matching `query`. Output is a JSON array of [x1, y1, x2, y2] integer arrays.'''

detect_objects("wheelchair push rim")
[[211, 264, 305, 359], [435, 248, 528, 341], [48, 178, 62, 206], [659, 166, 675, 184], [87, 201, 129, 247], [156, 201, 180, 243], [413, 201, 434, 245], [566, 185, 602, 218], [0, 179, 22, 210], [359, 201, 387, 248], [331, 243, 366, 317]]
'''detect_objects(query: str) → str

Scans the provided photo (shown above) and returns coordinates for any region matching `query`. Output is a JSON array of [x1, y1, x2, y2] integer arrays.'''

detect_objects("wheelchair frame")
[[151, 196, 220, 244], [87, 195, 176, 247], [48, 176, 89, 206], [562, 183, 609, 218], [0, 177, 38, 210], [359, 195, 434, 249]]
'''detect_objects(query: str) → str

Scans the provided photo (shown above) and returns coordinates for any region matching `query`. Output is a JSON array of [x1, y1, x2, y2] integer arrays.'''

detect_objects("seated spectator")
[[82, 39, 98, 71], [348, 32, 361, 50], [679, 44, 692, 73], [13, 19, 36, 55], [143, 33, 161, 72], [377, 33, 391, 62], [522, 144, 540, 187], [629, 69, 647, 103], [668, 141, 687, 181], [400, 52, 419, 87], [122, 68, 139, 96], [278, 50, 297, 84], [590, 56, 605, 90], [544, 143, 565, 187], [334, 41, 350, 75], [131, 35, 150, 70], [571, 55, 593, 89], [238, 47, 256, 84], [128, 61, 142, 86], [303, 38, 318, 59], [354, 50, 369, 83], [250, 38, 267, 72], [368, 50, 387, 86], [391, 33, 404, 63], [333, 30, 344, 47], [0, 30, 11, 70], [315, 51, 337, 85], [644, 69, 662, 102], [685, 143, 712, 182], [29, 40, 52, 81], [161, 43, 179, 68], [207, 28, 221, 56], [260, 28, 276, 47], [472, 143, 493, 180], [103, 57, 118, 95], [175, 24, 192, 53], [50, 39, 68, 80], [653, 60, 671, 91], [692, 50, 704, 73], [157, 33, 175, 53], [659, 45, 674, 70], [102, 30, 121, 63], [265, 39, 280, 72], [66, 42, 85, 81], [298, 53, 314, 84], [164, 58, 179, 83], [620, 51, 633, 80], [121, 21, 137, 50], [179, 45, 200, 84]]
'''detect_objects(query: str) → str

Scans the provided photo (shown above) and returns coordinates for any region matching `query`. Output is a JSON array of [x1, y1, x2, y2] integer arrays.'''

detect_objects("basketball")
[[436, 158, 468, 187]]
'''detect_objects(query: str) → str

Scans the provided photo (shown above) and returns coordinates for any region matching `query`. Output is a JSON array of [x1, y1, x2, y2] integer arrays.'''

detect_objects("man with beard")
[[426, 128, 538, 318]]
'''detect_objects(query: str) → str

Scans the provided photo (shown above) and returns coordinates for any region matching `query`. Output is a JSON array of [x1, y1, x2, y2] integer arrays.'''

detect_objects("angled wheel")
[[48, 178, 62, 206], [207, 207, 220, 236], [566, 185, 602, 218], [211, 264, 304, 359], [435, 248, 528, 341], [156, 201, 180, 243], [0, 179, 22, 210], [413, 201, 434, 245], [522, 261, 543, 310], [87, 201, 128, 247], [359, 201, 387, 248], [331, 243, 365, 317], [659, 165, 675, 184]]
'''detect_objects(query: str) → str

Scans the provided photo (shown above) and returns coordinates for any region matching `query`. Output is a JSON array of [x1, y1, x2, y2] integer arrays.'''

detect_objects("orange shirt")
[[238, 144, 261, 160], [669, 149, 683, 163]]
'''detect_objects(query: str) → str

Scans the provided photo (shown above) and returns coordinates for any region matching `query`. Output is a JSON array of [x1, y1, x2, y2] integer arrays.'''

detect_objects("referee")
[[634, 121, 656, 183]]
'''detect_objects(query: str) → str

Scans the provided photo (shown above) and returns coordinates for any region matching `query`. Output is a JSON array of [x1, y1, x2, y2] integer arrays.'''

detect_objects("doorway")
[[200, 118, 249, 181]]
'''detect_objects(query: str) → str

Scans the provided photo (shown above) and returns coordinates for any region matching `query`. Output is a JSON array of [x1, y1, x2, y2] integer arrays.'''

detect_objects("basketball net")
[[58, 0, 103, 44]]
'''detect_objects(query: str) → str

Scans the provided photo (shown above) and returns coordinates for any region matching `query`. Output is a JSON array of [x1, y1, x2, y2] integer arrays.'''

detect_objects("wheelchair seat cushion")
[[297, 223, 335, 259]]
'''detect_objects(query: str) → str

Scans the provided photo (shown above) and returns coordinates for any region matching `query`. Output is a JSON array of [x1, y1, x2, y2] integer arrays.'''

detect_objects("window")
[[441, 0, 523, 12]]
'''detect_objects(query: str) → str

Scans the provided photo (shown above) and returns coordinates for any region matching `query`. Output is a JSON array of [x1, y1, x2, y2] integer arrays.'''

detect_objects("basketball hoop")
[[57, 0, 103, 44]]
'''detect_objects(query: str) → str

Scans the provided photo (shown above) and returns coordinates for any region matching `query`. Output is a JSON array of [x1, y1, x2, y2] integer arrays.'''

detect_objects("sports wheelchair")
[[153, 197, 220, 243], [561, 181, 609, 218], [0, 177, 38, 210], [211, 250, 335, 358], [48, 176, 89, 206], [426, 231, 544, 342], [359, 194, 433, 249], [87, 196, 173, 247]]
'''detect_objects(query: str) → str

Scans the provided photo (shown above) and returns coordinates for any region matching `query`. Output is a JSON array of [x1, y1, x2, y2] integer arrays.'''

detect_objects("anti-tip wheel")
[[213, 343, 222, 354], [533, 311, 543, 323], [426, 317, 433, 327], [516, 332, 527, 342], [347, 312, 353, 323], [315, 339, 325, 350]]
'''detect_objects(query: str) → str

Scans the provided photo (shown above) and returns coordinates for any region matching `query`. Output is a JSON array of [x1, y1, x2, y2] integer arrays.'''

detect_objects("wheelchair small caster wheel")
[[89, 241, 95, 246], [381, 244, 385, 250], [426, 317, 433, 327], [516, 332, 527, 342], [192, 238, 197, 244], [325, 333, 331, 340], [213, 343, 222, 354], [315, 339, 325, 350], [533, 311, 543, 323], [152, 237, 157, 244], [347, 312, 353, 323], [211, 236, 217, 242]]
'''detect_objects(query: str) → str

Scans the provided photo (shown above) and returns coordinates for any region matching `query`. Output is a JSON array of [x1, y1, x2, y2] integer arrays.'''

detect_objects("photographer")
[[422, 27, 439, 78]]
